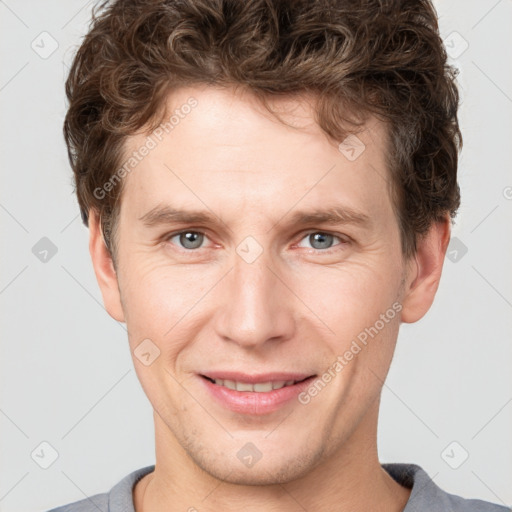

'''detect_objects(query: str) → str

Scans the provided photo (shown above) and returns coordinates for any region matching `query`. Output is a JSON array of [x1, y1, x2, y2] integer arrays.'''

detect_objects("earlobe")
[[88, 210, 125, 322], [400, 216, 451, 324]]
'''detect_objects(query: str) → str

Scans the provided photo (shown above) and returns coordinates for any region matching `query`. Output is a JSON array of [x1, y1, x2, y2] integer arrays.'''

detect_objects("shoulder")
[[383, 463, 510, 512], [46, 494, 108, 512], [44, 465, 155, 512]]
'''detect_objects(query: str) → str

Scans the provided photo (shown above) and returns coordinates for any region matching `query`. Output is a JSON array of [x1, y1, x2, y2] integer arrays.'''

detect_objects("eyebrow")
[[139, 206, 222, 226], [285, 207, 370, 228], [138, 204, 371, 230]]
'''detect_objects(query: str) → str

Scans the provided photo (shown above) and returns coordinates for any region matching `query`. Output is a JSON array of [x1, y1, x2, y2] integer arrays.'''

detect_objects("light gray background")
[[1, 1, 511, 510]]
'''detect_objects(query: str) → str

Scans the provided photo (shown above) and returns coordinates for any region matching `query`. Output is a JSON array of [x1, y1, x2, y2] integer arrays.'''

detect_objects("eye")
[[296, 231, 347, 251], [164, 230, 348, 253], [167, 230, 208, 250]]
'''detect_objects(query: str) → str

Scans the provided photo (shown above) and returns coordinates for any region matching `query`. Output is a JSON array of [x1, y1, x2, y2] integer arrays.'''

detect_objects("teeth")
[[223, 379, 236, 390], [253, 382, 273, 392], [236, 381, 253, 392], [212, 378, 298, 392]]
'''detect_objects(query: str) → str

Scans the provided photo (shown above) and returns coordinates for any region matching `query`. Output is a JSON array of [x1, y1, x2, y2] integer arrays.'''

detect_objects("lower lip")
[[199, 375, 317, 415]]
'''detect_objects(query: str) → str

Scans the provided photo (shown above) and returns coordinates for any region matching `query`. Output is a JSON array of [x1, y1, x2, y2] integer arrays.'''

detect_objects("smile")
[[202, 375, 309, 392], [199, 374, 317, 415]]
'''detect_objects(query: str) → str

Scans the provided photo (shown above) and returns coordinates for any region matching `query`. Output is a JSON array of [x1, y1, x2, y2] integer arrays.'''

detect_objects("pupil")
[[181, 232, 202, 249], [311, 232, 332, 250]]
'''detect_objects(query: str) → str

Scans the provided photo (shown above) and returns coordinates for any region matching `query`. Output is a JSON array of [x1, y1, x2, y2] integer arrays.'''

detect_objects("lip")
[[198, 373, 317, 415]]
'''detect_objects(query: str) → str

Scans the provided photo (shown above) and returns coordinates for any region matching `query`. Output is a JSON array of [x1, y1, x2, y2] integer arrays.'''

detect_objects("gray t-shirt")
[[46, 463, 509, 511]]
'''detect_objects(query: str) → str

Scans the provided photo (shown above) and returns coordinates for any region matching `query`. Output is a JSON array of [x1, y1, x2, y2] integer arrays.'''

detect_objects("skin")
[[89, 84, 451, 511]]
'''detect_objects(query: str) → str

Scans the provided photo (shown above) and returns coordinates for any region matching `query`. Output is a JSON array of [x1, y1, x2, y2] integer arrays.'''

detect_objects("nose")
[[213, 248, 296, 350]]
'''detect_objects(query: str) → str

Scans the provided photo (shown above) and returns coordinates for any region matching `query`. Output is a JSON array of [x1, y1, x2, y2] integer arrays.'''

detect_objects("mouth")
[[200, 374, 312, 392], [198, 372, 317, 415]]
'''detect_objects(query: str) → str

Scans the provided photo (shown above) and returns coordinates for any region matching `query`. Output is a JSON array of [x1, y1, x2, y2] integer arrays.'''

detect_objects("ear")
[[401, 215, 451, 323], [89, 210, 125, 322]]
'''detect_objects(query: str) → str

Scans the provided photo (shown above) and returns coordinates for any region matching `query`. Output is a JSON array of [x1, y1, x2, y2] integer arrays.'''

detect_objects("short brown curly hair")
[[64, 0, 461, 259]]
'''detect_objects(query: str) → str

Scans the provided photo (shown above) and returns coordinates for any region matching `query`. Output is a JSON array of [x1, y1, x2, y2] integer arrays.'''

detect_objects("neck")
[[134, 404, 410, 512]]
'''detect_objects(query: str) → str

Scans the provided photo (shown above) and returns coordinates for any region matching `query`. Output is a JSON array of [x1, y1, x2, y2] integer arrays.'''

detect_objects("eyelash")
[[163, 229, 350, 254]]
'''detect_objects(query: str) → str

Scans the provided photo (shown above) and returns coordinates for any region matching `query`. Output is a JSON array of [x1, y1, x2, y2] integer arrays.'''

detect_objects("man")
[[49, 0, 508, 510]]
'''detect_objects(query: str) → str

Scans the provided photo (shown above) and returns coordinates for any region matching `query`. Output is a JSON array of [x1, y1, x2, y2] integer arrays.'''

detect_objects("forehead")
[[119, 85, 393, 226]]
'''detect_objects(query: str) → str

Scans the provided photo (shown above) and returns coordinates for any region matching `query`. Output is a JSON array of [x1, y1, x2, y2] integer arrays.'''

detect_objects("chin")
[[190, 445, 322, 486]]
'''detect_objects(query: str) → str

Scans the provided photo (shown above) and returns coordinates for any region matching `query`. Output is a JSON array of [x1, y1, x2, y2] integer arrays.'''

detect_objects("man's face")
[[107, 85, 413, 484]]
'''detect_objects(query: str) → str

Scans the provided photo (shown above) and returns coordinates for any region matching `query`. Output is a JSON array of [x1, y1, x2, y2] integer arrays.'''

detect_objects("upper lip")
[[200, 371, 316, 383]]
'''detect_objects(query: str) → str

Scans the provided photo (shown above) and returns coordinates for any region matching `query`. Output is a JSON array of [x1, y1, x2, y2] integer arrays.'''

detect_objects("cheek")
[[118, 253, 219, 349], [117, 257, 180, 336], [293, 259, 402, 334]]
